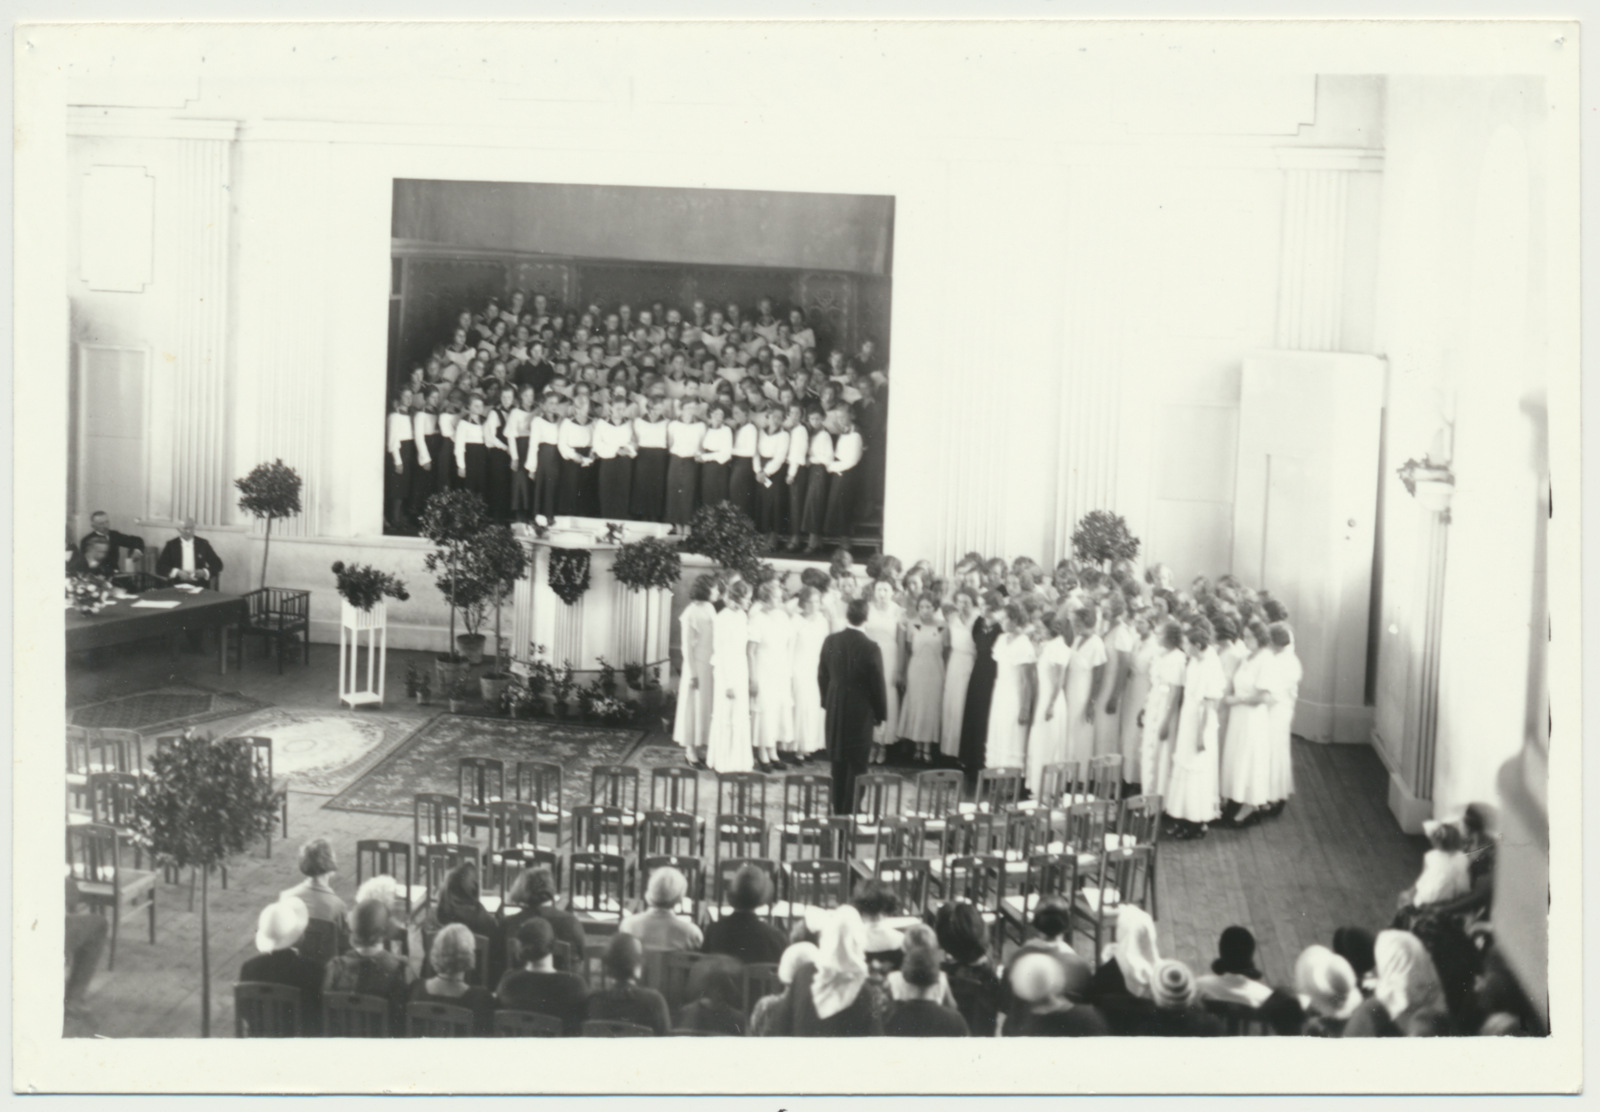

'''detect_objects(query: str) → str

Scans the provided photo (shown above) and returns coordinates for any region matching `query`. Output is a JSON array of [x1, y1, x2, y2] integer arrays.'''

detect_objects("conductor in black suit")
[[817, 596, 888, 815], [155, 516, 225, 588]]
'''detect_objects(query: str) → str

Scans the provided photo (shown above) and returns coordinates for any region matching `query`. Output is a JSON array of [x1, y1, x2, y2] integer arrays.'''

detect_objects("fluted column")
[[1275, 168, 1350, 350], [1406, 508, 1450, 800]]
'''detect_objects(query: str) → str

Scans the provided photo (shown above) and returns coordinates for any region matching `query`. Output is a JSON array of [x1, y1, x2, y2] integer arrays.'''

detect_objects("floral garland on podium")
[[547, 547, 592, 606]]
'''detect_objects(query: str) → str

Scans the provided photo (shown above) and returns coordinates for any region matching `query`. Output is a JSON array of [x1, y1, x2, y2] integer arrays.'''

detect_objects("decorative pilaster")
[[1274, 168, 1350, 351], [1407, 510, 1450, 801]]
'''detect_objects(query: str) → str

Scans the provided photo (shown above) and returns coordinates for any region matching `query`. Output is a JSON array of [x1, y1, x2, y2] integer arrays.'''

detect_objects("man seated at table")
[[155, 517, 224, 588], [66, 536, 112, 578], [77, 511, 144, 576]]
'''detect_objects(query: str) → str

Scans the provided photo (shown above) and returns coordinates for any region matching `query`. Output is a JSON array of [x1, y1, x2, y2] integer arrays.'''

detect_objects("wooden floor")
[[64, 640, 1425, 1038]]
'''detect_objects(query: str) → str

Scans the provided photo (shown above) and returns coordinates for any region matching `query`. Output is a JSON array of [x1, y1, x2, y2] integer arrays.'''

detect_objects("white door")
[[75, 344, 149, 534], [1233, 351, 1384, 743]]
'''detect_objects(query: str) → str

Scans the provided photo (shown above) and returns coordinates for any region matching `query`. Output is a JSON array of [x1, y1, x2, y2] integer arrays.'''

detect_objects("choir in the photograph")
[[385, 291, 888, 553]]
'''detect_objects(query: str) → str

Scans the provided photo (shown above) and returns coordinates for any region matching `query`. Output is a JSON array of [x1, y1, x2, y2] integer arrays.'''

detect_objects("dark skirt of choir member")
[[801, 463, 831, 535], [461, 442, 488, 502], [510, 436, 532, 518], [486, 446, 513, 518], [959, 619, 1002, 777], [728, 456, 758, 520], [387, 441, 418, 514], [822, 465, 862, 539], [664, 455, 699, 526], [631, 447, 669, 522], [699, 460, 731, 511], [598, 457, 633, 520], [787, 466, 809, 536], [759, 471, 788, 534], [576, 456, 601, 517], [533, 443, 563, 519], [426, 433, 449, 498]]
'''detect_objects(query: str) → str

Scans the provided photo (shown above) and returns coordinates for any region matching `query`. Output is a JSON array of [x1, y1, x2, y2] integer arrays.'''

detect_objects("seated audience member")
[[64, 878, 109, 1029], [1294, 945, 1364, 1037], [1332, 926, 1378, 997], [794, 906, 885, 1037], [154, 516, 224, 586], [750, 941, 821, 1036], [884, 946, 969, 1037], [1089, 905, 1162, 1036], [1027, 895, 1076, 959], [433, 861, 498, 944], [1005, 950, 1109, 1037], [408, 923, 496, 1036], [281, 838, 348, 951], [1148, 960, 1224, 1037], [619, 867, 703, 953], [1473, 945, 1545, 1037], [584, 934, 671, 1036], [1194, 926, 1305, 1035], [675, 955, 747, 1036], [886, 924, 956, 1009], [324, 899, 414, 1035], [700, 864, 787, 965], [1398, 820, 1472, 916], [1400, 804, 1500, 933], [78, 511, 144, 575], [495, 918, 589, 1035], [1343, 930, 1450, 1038], [67, 537, 113, 578], [851, 880, 905, 972], [355, 875, 413, 954], [239, 897, 324, 1036], [501, 866, 587, 979], [934, 902, 1002, 1038], [1407, 912, 1485, 1033]]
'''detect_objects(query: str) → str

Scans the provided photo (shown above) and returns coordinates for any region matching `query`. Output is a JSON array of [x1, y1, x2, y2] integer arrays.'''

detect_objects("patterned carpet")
[[325, 714, 647, 817], [69, 681, 267, 733], [211, 707, 424, 797]]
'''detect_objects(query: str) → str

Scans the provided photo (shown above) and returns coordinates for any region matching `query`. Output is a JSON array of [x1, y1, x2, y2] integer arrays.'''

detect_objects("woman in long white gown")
[[1027, 611, 1071, 796], [1120, 612, 1159, 792], [672, 574, 720, 766], [1163, 619, 1226, 838], [1061, 605, 1107, 765], [705, 580, 755, 774], [1092, 594, 1137, 761], [1218, 618, 1278, 824], [938, 588, 979, 760], [1212, 615, 1250, 766], [747, 579, 793, 772], [1264, 621, 1302, 814], [788, 585, 831, 758], [861, 577, 905, 765], [984, 602, 1037, 771], [1141, 620, 1188, 800]]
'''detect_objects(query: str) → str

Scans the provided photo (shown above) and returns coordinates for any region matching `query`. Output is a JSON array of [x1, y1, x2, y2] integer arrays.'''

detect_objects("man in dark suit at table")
[[817, 596, 888, 815], [155, 516, 224, 588], [77, 510, 144, 577]]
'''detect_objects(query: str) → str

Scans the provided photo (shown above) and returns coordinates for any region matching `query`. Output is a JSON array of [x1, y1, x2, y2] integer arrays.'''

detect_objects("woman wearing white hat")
[[238, 896, 324, 1035]]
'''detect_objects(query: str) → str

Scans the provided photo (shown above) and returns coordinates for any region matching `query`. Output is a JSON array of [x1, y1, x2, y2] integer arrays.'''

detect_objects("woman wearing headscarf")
[[1343, 930, 1450, 1037], [1295, 945, 1364, 1037], [784, 906, 885, 1036], [1088, 904, 1163, 1035]]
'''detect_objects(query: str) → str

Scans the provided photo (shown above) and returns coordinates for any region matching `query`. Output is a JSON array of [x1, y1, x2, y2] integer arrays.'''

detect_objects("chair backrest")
[[355, 839, 414, 914], [94, 729, 146, 776], [405, 1001, 475, 1037], [492, 847, 561, 902], [472, 932, 491, 986], [414, 792, 463, 848], [1204, 998, 1270, 1036], [740, 962, 782, 1016], [781, 773, 833, 827], [650, 766, 701, 814], [714, 857, 779, 914], [88, 772, 141, 828], [716, 772, 768, 820], [656, 950, 711, 1010], [784, 858, 851, 913], [1088, 754, 1123, 801], [712, 812, 768, 864], [1119, 794, 1163, 847], [65, 823, 122, 891], [299, 917, 341, 966], [854, 814, 919, 863], [911, 769, 963, 818], [1065, 800, 1119, 858], [459, 757, 507, 811], [641, 854, 704, 904], [233, 736, 275, 785], [1017, 853, 1079, 919], [975, 767, 1023, 813], [322, 991, 390, 1037], [1003, 806, 1053, 862], [234, 982, 303, 1037], [580, 1019, 654, 1038], [494, 1009, 564, 1037], [1092, 845, 1152, 911], [783, 816, 841, 862], [487, 800, 544, 854], [572, 804, 631, 855], [515, 760, 564, 814], [875, 856, 934, 918], [852, 772, 903, 822], [940, 810, 1007, 860], [590, 764, 641, 812], [640, 810, 698, 859], [1038, 761, 1080, 806], [568, 852, 628, 917], [944, 855, 1006, 914], [420, 842, 479, 901]]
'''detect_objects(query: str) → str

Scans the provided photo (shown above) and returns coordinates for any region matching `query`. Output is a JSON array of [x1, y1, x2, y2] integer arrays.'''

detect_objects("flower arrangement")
[[331, 561, 410, 612], [501, 682, 538, 717], [611, 537, 683, 594], [445, 673, 476, 706], [69, 573, 113, 615], [623, 661, 657, 691], [550, 662, 577, 712], [1071, 509, 1142, 571], [548, 547, 592, 606]]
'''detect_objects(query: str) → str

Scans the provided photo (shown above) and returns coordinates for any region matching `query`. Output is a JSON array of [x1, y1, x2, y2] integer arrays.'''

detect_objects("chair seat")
[[67, 812, 93, 826], [479, 895, 503, 914], [767, 900, 830, 921], [999, 895, 1030, 922], [66, 772, 88, 788], [1104, 832, 1139, 851], [1076, 886, 1123, 913]]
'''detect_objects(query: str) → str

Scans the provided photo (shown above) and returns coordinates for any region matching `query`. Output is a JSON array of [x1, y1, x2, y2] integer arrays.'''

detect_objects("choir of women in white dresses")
[[705, 581, 755, 774], [1162, 620, 1227, 837], [896, 594, 946, 763], [984, 603, 1037, 771], [938, 588, 980, 761], [747, 580, 794, 771]]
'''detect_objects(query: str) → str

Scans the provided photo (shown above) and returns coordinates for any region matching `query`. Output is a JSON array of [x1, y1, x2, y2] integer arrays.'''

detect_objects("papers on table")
[[174, 584, 205, 594], [131, 599, 184, 609]]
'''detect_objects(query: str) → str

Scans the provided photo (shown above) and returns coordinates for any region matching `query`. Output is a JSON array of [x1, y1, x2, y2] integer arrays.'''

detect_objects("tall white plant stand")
[[339, 600, 388, 708]]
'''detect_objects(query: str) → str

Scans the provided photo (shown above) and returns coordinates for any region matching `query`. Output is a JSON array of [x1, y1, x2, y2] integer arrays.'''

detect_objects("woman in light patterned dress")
[[788, 585, 831, 759], [1120, 610, 1161, 794], [1092, 593, 1138, 762], [1061, 605, 1107, 766], [896, 594, 946, 764], [1218, 618, 1279, 826], [984, 602, 1037, 772], [861, 577, 905, 765], [938, 588, 980, 761], [672, 574, 720, 768]]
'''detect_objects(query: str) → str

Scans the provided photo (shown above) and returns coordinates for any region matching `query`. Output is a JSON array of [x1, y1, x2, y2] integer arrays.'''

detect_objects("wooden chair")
[[852, 772, 903, 825], [849, 814, 919, 879], [234, 982, 302, 1037], [590, 765, 642, 834], [494, 1009, 563, 1037], [711, 812, 768, 866], [740, 962, 782, 1016], [458, 757, 507, 839], [486, 800, 544, 855], [970, 767, 1023, 814], [1072, 844, 1153, 962], [491, 846, 561, 905], [1118, 793, 1164, 918], [419, 841, 479, 910], [773, 857, 850, 925], [712, 856, 779, 920], [66, 823, 156, 970], [238, 587, 311, 673], [640, 809, 699, 861], [1000, 805, 1054, 883], [580, 1019, 654, 1038], [1204, 999, 1273, 1036], [1063, 799, 1120, 874], [572, 804, 633, 858], [780, 816, 841, 865], [355, 839, 416, 918], [1088, 753, 1123, 802], [655, 950, 713, 1011], [716, 771, 769, 821], [938, 810, 1007, 862], [87, 772, 143, 866], [1035, 761, 1079, 809], [237, 737, 290, 856], [568, 851, 629, 931], [405, 1001, 475, 1037], [94, 728, 146, 776], [999, 852, 1079, 946], [322, 991, 390, 1037], [414, 793, 463, 852], [778, 773, 834, 861], [514, 760, 566, 844], [942, 855, 1007, 949], [909, 769, 962, 831], [650, 766, 702, 818], [875, 856, 934, 919]]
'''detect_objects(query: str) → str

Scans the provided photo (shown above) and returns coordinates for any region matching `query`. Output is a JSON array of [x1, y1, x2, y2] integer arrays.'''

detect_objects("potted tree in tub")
[[1071, 509, 1142, 574], [467, 524, 529, 709], [421, 490, 490, 692]]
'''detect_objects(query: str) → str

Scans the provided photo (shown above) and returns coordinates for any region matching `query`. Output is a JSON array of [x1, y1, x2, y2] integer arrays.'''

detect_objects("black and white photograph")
[[15, 14, 1581, 1096]]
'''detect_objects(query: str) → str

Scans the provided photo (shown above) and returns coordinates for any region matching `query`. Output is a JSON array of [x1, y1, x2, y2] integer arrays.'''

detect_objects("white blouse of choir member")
[[526, 413, 561, 477], [483, 406, 509, 454], [668, 416, 706, 459], [700, 424, 733, 464], [830, 428, 864, 474], [785, 422, 810, 480], [790, 603, 830, 755], [557, 416, 594, 461], [592, 417, 633, 460], [634, 415, 668, 451], [452, 414, 485, 473], [439, 407, 460, 442], [504, 404, 533, 469], [413, 407, 437, 469], [388, 408, 416, 467], [732, 421, 759, 462], [807, 426, 835, 469], [748, 604, 794, 753], [759, 427, 790, 483]]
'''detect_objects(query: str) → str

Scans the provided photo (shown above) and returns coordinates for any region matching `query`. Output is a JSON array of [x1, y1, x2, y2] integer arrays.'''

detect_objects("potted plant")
[[446, 673, 475, 714], [524, 643, 554, 716], [623, 662, 647, 692], [331, 561, 409, 615], [130, 731, 284, 1037], [421, 490, 491, 689], [1071, 509, 1142, 572], [468, 525, 529, 707], [404, 662, 432, 705], [550, 663, 576, 718], [235, 459, 304, 590], [683, 500, 772, 584], [500, 681, 535, 720]]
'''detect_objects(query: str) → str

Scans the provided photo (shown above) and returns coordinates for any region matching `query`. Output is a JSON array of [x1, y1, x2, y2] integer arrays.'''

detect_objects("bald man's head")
[[178, 518, 196, 540]]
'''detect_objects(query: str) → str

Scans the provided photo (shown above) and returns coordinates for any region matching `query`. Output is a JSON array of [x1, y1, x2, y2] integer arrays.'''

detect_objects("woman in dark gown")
[[958, 591, 1004, 786]]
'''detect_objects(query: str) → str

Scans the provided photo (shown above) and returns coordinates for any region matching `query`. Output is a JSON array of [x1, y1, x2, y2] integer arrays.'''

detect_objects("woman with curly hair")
[[1163, 618, 1226, 839]]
